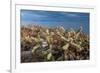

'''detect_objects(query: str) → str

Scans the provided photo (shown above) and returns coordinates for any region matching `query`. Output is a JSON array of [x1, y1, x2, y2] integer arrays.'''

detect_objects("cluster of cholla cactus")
[[21, 25, 89, 63]]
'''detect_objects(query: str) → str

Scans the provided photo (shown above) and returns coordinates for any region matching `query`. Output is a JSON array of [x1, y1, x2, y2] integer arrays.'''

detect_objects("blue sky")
[[21, 9, 89, 34]]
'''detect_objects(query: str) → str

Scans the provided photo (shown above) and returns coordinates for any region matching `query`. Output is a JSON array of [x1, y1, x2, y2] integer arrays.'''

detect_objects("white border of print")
[[11, 4, 96, 73]]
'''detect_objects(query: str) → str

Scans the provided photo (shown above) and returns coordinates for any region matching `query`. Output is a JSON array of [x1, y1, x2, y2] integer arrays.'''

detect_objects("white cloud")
[[67, 13, 78, 17]]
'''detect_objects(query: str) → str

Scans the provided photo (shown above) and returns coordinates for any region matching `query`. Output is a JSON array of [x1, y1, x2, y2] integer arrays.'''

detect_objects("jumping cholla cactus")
[[21, 25, 89, 62]]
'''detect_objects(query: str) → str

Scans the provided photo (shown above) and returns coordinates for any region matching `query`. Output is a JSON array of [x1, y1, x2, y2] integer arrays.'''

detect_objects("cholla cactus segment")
[[47, 53, 52, 60], [62, 43, 69, 50], [32, 45, 40, 54], [70, 42, 83, 51]]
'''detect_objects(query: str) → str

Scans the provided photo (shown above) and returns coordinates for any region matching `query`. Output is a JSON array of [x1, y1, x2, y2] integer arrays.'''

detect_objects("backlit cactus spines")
[[21, 25, 89, 62]]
